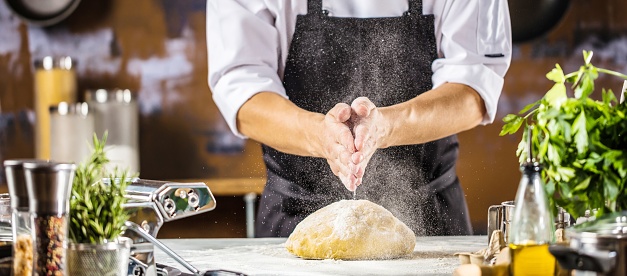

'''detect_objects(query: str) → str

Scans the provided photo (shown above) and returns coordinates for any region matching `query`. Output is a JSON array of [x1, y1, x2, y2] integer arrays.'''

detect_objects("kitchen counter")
[[154, 236, 486, 275]]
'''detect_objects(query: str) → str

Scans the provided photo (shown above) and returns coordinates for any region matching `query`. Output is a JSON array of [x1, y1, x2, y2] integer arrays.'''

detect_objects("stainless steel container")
[[23, 161, 76, 275], [550, 211, 627, 276], [488, 201, 570, 244], [488, 201, 515, 243], [67, 237, 131, 275]]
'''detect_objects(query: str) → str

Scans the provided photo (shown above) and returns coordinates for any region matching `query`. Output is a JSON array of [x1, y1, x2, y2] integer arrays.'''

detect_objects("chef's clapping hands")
[[322, 103, 360, 191], [324, 98, 387, 192], [348, 97, 387, 190]]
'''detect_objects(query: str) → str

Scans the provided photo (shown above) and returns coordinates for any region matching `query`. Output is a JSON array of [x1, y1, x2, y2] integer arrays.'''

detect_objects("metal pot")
[[508, 0, 570, 43], [549, 211, 627, 276], [4, 0, 81, 26]]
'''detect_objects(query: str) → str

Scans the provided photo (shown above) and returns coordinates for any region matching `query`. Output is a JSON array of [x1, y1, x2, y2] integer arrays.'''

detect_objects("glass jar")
[[50, 102, 94, 164], [4, 159, 37, 276], [23, 161, 76, 276], [85, 89, 139, 174], [12, 210, 32, 276], [34, 56, 77, 160], [0, 193, 11, 244]]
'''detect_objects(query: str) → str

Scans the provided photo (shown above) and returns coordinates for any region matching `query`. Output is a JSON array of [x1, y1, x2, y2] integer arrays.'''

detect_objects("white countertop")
[[154, 236, 486, 276]]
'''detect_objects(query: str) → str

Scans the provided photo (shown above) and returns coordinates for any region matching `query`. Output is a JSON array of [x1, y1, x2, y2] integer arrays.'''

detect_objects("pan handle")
[[548, 244, 616, 273]]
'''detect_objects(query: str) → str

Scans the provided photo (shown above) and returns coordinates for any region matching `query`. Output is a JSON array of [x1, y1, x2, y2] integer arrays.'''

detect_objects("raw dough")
[[285, 199, 416, 260]]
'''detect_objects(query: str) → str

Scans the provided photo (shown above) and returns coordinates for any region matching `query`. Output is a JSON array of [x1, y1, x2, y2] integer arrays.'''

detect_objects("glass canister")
[[23, 161, 76, 276], [85, 89, 139, 174], [0, 193, 11, 243], [4, 159, 38, 276], [34, 56, 77, 160], [49, 102, 94, 164]]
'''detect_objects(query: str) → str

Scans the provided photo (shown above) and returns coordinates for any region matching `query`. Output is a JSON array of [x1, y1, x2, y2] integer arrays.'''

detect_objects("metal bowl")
[[4, 0, 81, 26]]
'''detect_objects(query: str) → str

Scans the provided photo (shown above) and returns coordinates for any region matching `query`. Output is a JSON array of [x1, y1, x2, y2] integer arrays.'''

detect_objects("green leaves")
[[500, 114, 525, 136], [572, 110, 588, 154], [69, 133, 134, 244], [500, 50, 627, 219]]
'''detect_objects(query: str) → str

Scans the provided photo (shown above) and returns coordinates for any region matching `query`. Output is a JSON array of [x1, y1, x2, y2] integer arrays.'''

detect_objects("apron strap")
[[407, 0, 423, 15], [307, 0, 323, 15]]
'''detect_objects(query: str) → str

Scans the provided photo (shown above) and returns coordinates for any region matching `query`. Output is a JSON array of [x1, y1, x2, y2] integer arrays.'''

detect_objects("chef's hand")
[[321, 103, 359, 191], [349, 97, 388, 187]]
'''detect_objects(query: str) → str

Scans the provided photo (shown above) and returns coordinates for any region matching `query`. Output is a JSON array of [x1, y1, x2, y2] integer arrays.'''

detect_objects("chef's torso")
[[207, 0, 511, 135]]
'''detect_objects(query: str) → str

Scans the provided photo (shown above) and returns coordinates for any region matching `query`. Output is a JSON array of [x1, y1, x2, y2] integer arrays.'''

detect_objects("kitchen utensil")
[[67, 237, 131, 276], [23, 160, 76, 275], [125, 221, 201, 275], [119, 178, 216, 276], [4, 0, 81, 26], [549, 211, 627, 275], [4, 159, 37, 276], [508, 0, 570, 43], [488, 201, 571, 244], [488, 201, 515, 243]]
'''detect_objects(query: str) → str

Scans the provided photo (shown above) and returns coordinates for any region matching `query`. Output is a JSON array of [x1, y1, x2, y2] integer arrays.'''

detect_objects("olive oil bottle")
[[509, 127, 555, 276]]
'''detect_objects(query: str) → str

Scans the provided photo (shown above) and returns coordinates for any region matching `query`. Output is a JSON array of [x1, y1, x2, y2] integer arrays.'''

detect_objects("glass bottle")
[[509, 127, 555, 276]]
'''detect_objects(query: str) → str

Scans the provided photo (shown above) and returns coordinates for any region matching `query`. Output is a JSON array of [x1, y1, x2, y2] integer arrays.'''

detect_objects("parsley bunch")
[[69, 133, 133, 244], [500, 51, 627, 219]]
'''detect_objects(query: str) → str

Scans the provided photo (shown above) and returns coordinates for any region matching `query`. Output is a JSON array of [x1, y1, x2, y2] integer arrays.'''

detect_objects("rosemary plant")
[[69, 133, 133, 244]]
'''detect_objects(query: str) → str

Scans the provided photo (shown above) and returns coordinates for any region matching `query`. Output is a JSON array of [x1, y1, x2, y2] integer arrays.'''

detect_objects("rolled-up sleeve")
[[431, 0, 512, 124], [207, 1, 287, 138]]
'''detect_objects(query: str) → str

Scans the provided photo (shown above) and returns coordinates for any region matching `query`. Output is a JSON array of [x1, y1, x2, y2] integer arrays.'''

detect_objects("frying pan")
[[508, 0, 571, 43], [4, 0, 81, 26]]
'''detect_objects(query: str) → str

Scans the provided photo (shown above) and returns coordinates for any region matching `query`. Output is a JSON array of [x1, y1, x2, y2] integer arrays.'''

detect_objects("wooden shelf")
[[166, 177, 266, 196]]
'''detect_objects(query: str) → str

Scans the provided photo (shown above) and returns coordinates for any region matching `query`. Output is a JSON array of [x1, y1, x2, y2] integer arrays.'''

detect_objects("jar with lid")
[[23, 161, 75, 276], [4, 159, 38, 276], [49, 102, 94, 164], [34, 56, 77, 160], [0, 193, 11, 243], [85, 89, 139, 174]]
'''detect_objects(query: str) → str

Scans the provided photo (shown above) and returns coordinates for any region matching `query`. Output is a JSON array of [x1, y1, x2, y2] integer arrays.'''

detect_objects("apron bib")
[[257, 0, 472, 237]]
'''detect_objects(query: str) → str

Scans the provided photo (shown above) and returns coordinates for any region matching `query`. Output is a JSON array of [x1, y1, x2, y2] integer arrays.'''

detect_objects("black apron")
[[256, 0, 472, 237]]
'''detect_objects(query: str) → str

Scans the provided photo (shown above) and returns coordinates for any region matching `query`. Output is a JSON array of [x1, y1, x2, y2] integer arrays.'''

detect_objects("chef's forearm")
[[237, 92, 325, 157], [380, 83, 486, 147]]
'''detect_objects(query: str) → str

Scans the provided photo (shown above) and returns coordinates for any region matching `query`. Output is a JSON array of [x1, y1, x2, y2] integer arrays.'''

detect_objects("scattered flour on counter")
[[155, 237, 484, 276]]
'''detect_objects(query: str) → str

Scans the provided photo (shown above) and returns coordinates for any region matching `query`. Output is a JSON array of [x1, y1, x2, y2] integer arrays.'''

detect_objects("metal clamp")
[[125, 221, 201, 276]]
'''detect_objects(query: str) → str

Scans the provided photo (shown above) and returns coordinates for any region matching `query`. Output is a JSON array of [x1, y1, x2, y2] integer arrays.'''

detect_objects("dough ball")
[[285, 199, 416, 260]]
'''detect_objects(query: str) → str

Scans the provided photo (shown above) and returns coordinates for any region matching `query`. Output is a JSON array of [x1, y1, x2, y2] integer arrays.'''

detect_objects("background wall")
[[0, 0, 625, 238]]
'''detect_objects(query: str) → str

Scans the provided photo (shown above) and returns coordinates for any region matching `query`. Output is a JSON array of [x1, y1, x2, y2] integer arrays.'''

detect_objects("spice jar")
[[0, 193, 11, 244], [34, 56, 77, 160], [85, 89, 139, 173], [23, 161, 75, 276], [49, 102, 94, 164], [4, 159, 38, 276]]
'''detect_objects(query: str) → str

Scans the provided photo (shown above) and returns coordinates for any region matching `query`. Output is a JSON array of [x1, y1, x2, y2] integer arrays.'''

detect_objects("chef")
[[206, 0, 512, 237]]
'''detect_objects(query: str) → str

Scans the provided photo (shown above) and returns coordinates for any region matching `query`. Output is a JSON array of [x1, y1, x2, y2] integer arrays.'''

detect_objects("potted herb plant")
[[500, 51, 627, 220], [67, 133, 133, 275]]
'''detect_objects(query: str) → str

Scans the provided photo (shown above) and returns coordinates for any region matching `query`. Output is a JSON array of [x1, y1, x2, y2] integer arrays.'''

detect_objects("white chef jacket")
[[206, 0, 512, 138]]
